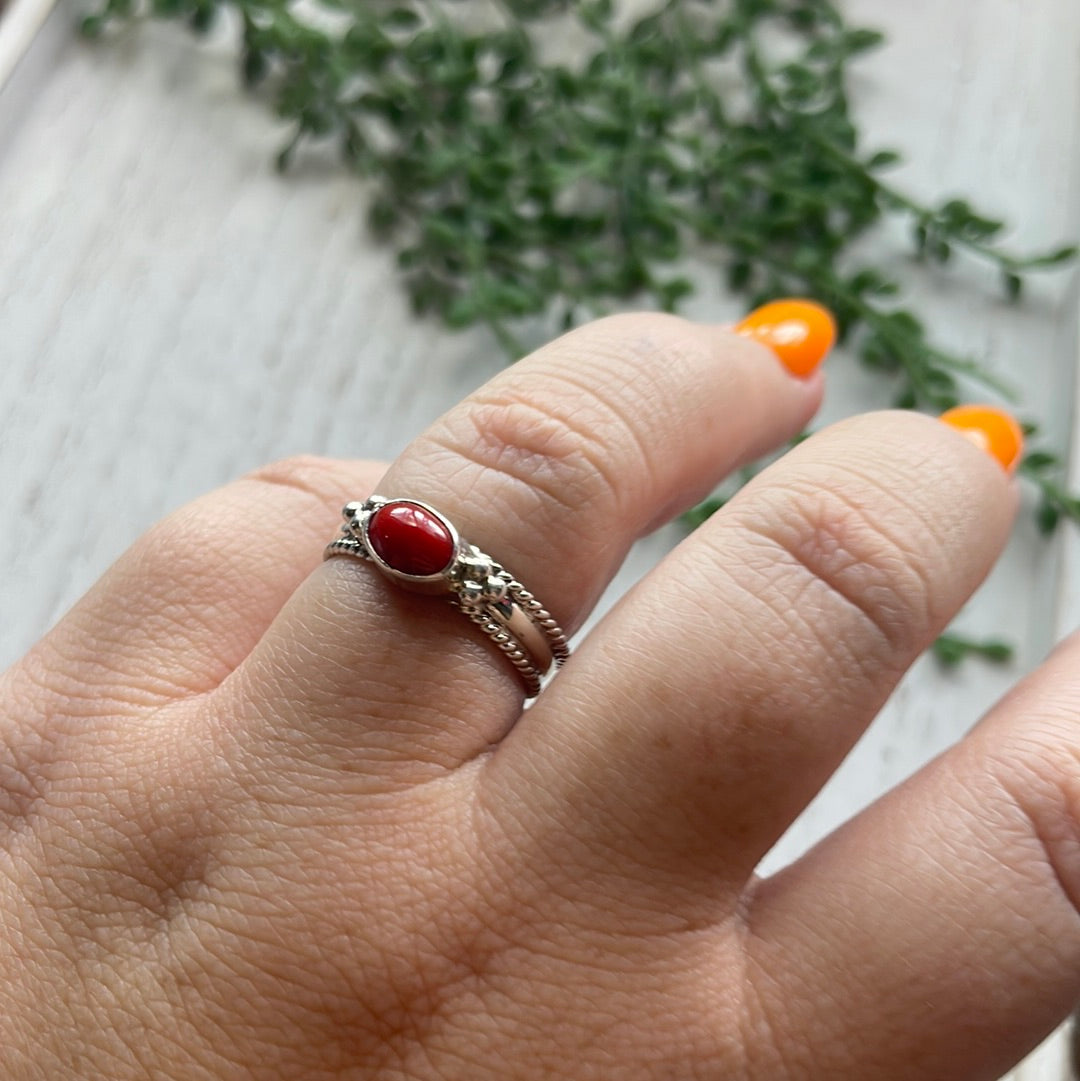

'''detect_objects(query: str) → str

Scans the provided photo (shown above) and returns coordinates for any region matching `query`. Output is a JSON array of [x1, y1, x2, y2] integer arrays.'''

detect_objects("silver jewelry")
[[324, 496, 569, 697]]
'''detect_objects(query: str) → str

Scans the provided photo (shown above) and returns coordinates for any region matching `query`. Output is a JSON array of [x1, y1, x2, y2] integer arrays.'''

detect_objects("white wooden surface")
[[1, 2, 1079, 1077]]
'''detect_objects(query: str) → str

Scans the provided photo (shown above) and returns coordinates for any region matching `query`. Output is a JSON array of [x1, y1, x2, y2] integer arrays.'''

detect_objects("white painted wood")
[[0, 0, 58, 88], [1013, 1028, 1074, 1081], [0, 2, 1078, 1078]]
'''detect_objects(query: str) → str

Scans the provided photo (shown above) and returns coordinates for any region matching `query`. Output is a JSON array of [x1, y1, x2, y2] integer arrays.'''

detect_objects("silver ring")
[[324, 496, 569, 697]]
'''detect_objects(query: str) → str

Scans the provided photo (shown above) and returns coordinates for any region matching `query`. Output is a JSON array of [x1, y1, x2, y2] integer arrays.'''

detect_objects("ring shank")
[[485, 597, 555, 672]]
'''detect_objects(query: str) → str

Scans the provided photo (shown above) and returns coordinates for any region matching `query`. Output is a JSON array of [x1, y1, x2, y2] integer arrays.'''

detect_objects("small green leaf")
[[384, 7, 421, 31], [657, 276, 695, 311], [578, 0, 613, 31], [80, 13, 107, 36], [1004, 271, 1022, 301], [445, 295, 479, 327], [276, 134, 300, 173], [922, 367, 957, 394], [930, 238, 952, 264], [1029, 244, 1080, 267], [190, 1, 216, 34], [979, 641, 1014, 663], [931, 635, 965, 667], [842, 27, 886, 55], [1023, 244, 1079, 268], [1037, 501, 1061, 534], [1021, 450, 1059, 472], [727, 260, 753, 290], [368, 198, 400, 237], [682, 496, 725, 530], [867, 149, 901, 169], [932, 632, 1014, 668], [884, 310, 924, 336], [243, 42, 268, 84], [940, 197, 972, 222]]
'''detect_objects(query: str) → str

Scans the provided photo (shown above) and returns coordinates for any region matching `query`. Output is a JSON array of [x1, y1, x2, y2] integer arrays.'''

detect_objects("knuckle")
[[430, 383, 638, 523], [243, 453, 348, 504], [121, 455, 349, 588], [734, 472, 938, 659], [982, 731, 1080, 920], [423, 312, 724, 527]]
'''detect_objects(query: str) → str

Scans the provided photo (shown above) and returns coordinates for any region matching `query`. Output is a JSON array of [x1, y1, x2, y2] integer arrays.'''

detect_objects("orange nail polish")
[[734, 298, 837, 377], [939, 404, 1024, 474]]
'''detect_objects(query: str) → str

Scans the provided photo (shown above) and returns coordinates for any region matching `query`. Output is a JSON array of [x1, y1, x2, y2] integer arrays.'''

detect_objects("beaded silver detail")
[[325, 495, 569, 697]]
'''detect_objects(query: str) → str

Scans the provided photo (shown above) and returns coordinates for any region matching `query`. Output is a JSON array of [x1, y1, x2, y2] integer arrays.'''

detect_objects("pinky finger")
[[744, 629, 1080, 1081]]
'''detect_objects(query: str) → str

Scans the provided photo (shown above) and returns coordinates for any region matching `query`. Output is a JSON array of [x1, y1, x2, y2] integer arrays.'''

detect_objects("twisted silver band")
[[324, 496, 569, 697]]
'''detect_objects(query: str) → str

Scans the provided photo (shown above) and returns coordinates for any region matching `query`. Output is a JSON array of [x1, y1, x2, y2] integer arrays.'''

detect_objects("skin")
[[2, 312, 1079, 1080]]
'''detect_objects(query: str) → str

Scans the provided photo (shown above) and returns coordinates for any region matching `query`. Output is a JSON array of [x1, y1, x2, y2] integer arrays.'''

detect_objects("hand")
[[2, 303, 1074, 1081]]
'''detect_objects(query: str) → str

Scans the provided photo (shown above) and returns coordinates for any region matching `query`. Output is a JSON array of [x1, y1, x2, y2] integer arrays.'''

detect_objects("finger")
[[486, 407, 1020, 909], [237, 304, 831, 773], [743, 626, 1080, 1081], [9, 457, 388, 711]]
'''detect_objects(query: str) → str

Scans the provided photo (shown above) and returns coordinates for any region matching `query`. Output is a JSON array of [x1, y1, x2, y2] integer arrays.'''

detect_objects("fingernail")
[[939, 404, 1024, 473], [734, 298, 837, 377]]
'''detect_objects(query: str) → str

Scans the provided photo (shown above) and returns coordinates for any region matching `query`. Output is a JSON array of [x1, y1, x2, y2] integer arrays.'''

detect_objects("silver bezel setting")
[[325, 495, 570, 697], [353, 496, 464, 593]]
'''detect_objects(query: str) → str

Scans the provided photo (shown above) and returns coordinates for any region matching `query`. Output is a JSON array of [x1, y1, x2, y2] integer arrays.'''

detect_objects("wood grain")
[[0, 2, 1078, 1077]]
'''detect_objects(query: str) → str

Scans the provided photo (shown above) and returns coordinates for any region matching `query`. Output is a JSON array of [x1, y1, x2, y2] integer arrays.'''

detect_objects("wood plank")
[[0, 0, 56, 87]]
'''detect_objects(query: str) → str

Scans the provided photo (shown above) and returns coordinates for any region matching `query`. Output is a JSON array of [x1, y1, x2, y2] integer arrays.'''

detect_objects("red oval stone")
[[367, 501, 454, 576]]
